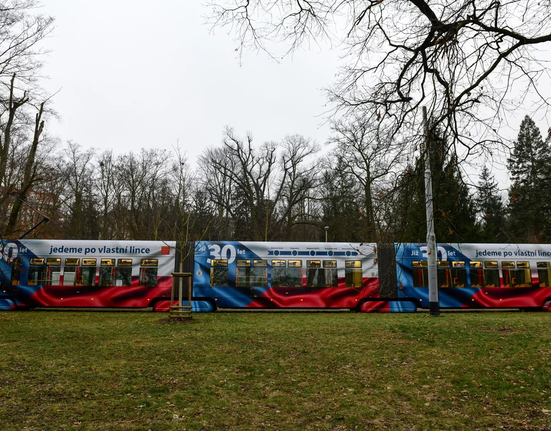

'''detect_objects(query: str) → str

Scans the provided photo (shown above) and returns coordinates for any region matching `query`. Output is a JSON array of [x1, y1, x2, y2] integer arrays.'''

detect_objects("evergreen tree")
[[390, 164, 427, 243], [507, 116, 551, 242], [392, 125, 479, 242], [475, 166, 506, 242]]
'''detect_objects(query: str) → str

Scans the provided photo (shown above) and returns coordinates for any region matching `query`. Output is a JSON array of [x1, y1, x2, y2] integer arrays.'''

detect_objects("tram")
[[1, 239, 550, 312]]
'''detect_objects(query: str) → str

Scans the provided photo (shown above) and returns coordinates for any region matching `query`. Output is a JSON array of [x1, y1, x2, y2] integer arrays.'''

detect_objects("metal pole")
[[423, 107, 440, 316]]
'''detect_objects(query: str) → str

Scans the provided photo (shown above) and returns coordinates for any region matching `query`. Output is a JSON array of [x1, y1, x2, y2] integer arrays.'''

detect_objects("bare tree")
[[168, 145, 198, 241], [209, 0, 551, 157], [115, 149, 173, 240], [0, 2, 54, 236], [59, 142, 97, 239], [276, 134, 319, 240], [329, 114, 403, 241], [0, 0, 54, 84], [95, 149, 120, 239], [200, 127, 283, 240], [4, 99, 45, 236], [199, 145, 237, 239]]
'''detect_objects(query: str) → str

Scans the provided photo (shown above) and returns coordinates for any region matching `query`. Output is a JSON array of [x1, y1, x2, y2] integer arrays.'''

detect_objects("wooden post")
[[170, 272, 193, 319]]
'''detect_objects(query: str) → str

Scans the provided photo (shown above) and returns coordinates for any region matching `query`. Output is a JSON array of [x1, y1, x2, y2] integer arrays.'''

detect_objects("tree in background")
[[273, 134, 318, 241], [60, 142, 98, 239], [389, 164, 427, 243], [507, 116, 551, 243], [329, 114, 402, 242], [199, 145, 236, 240], [319, 156, 366, 242], [391, 125, 479, 243], [475, 166, 506, 242], [0, 1, 55, 237], [210, 0, 551, 173], [12, 119, 551, 245]]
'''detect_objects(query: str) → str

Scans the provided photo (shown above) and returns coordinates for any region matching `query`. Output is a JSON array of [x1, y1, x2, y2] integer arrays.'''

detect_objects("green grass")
[[1, 311, 551, 430]]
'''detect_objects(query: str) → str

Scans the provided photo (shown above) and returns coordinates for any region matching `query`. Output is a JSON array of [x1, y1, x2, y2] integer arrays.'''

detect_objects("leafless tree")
[[4, 99, 45, 236], [276, 134, 319, 240], [169, 145, 200, 241], [200, 127, 284, 240], [59, 142, 97, 239], [115, 149, 173, 239], [209, 0, 551, 158], [199, 145, 236, 239], [0, 1, 54, 236], [96, 149, 120, 239], [0, 0, 54, 84], [329, 113, 404, 240]]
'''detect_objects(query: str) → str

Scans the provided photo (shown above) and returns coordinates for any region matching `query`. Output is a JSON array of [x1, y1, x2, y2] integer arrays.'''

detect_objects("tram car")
[[1, 240, 551, 312], [396, 243, 551, 311], [0, 240, 177, 311]]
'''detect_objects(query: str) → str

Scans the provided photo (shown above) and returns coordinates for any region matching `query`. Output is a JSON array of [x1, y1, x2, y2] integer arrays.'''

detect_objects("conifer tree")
[[475, 166, 506, 242], [392, 125, 479, 242], [507, 116, 551, 242]]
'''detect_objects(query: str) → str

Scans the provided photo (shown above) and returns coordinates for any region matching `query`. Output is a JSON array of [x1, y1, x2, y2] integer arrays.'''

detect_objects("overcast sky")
[[38, 0, 549, 182], [38, 1, 342, 167]]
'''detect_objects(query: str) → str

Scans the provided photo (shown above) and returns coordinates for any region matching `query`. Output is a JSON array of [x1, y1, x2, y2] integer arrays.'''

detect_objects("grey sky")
[[40, 1, 340, 166], [38, 0, 549, 179]]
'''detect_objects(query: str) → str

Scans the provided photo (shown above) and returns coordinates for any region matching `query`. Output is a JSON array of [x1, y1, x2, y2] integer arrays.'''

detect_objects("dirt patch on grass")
[[476, 327, 517, 333], [158, 317, 197, 324]]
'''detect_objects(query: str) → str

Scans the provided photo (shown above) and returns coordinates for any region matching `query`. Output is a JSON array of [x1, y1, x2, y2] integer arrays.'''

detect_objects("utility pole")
[[423, 107, 440, 316]]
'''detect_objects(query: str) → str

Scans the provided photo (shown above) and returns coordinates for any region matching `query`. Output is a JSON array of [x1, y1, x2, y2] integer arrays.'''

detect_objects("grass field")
[[1, 310, 551, 430]]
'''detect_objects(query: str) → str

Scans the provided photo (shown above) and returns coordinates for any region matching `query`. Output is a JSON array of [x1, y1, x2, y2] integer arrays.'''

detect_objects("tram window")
[[483, 261, 500, 287], [505, 261, 531, 288], [116, 259, 133, 287], [537, 262, 551, 287], [80, 267, 96, 287], [80, 259, 97, 287], [271, 260, 302, 288], [139, 268, 157, 287], [412, 261, 428, 288], [139, 259, 158, 287], [100, 259, 115, 286], [11, 258, 22, 286], [306, 260, 320, 288], [46, 258, 61, 285], [345, 260, 362, 288], [63, 267, 77, 286], [470, 261, 483, 287], [236, 259, 252, 287], [210, 259, 228, 287], [251, 260, 268, 287], [502, 261, 515, 287], [451, 261, 467, 287], [63, 262, 78, 286], [28, 259, 47, 286], [323, 260, 338, 287], [305, 260, 338, 288], [437, 261, 451, 288]]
